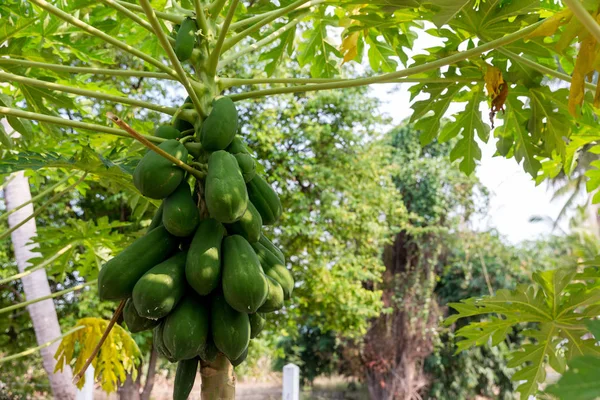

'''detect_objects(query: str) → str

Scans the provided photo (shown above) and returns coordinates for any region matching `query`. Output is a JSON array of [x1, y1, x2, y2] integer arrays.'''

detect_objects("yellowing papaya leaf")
[[54, 317, 141, 393], [569, 34, 597, 117], [526, 8, 572, 39], [485, 65, 507, 128], [340, 31, 360, 63]]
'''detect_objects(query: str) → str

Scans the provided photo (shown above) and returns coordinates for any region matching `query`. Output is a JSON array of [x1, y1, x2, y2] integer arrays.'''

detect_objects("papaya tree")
[[5, 0, 600, 399]]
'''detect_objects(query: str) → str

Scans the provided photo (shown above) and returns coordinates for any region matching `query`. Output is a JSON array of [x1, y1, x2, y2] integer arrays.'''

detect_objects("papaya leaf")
[[545, 355, 600, 400]]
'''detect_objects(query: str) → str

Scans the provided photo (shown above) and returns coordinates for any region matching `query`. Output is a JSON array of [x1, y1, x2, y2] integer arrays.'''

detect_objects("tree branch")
[[194, 0, 211, 35], [0, 71, 178, 114], [227, 20, 545, 101], [207, 0, 240, 75], [208, 0, 228, 18], [564, 0, 600, 43], [115, 1, 186, 23]]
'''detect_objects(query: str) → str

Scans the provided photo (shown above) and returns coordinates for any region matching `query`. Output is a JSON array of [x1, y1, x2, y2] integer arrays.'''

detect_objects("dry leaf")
[[485, 65, 507, 128], [569, 34, 597, 116]]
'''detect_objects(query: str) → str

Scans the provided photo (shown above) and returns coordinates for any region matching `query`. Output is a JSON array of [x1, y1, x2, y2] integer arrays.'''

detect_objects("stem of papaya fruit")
[[200, 353, 236, 400]]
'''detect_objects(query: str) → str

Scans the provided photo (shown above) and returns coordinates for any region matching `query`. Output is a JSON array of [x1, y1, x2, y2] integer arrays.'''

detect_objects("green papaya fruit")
[[257, 275, 284, 313], [226, 136, 249, 155], [186, 219, 225, 296], [246, 175, 282, 225], [211, 294, 250, 360], [98, 226, 178, 300], [174, 17, 197, 62], [222, 235, 269, 313], [249, 312, 266, 339], [162, 182, 200, 237], [205, 151, 248, 223], [258, 234, 285, 264], [174, 97, 195, 132], [133, 140, 188, 199], [147, 203, 164, 233], [200, 337, 219, 362], [251, 241, 294, 300], [123, 299, 160, 333], [231, 347, 248, 367], [132, 252, 187, 319], [163, 295, 210, 361], [225, 202, 261, 243], [154, 322, 176, 362], [200, 97, 238, 151], [174, 358, 198, 400], [155, 125, 181, 140], [234, 153, 256, 183]]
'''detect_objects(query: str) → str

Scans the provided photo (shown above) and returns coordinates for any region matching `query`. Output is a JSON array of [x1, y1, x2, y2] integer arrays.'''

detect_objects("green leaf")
[[424, 0, 472, 28], [365, 31, 397, 72], [259, 27, 296, 76], [546, 356, 600, 400], [0, 121, 13, 148]]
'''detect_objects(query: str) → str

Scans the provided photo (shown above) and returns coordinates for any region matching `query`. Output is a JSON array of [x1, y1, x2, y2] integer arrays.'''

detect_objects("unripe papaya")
[[211, 294, 250, 360], [173, 358, 198, 400], [174, 17, 197, 62], [225, 202, 262, 243], [246, 175, 282, 225], [174, 97, 195, 132], [257, 275, 284, 313], [98, 226, 178, 300], [205, 151, 248, 223], [163, 295, 210, 361], [133, 140, 188, 199], [251, 241, 294, 300], [123, 299, 160, 333], [154, 322, 176, 362], [201, 337, 219, 363], [249, 312, 266, 339], [162, 182, 199, 237], [186, 219, 225, 296], [155, 125, 181, 140], [132, 252, 187, 319], [234, 153, 256, 183], [226, 136, 249, 155], [147, 203, 164, 232], [200, 97, 238, 151], [222, 235, 268, 313], [258, 234, 285, 264], [231, 347, 248, 367]]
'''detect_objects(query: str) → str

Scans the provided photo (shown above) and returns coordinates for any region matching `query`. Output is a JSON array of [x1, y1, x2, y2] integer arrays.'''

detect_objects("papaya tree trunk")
[[200, 353, 235, 399]]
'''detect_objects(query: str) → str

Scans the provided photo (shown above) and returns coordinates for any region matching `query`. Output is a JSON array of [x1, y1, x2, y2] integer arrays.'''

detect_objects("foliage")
[[54, 317, 141, 393]]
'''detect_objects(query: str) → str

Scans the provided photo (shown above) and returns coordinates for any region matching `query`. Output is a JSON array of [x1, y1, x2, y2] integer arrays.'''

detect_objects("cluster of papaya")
[[97, 44, 293, 397]]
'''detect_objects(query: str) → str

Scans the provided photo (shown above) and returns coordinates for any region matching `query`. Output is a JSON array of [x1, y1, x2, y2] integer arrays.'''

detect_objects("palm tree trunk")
[[4, 170, 76, 399]]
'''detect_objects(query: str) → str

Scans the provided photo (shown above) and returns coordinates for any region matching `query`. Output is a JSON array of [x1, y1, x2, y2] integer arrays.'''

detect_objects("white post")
[[282, 363, 300, 400], [75, 366, 94, 400]]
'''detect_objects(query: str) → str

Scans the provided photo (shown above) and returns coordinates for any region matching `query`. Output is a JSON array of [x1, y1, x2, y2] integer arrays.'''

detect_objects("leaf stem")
[[208, 0, 228, 18], [0, 244, 75, 285], [218, 14, 304, 69], [115, 1, 185, 23], [72, 299, 126, 385], [497, 48, 597, 91], [228, 0, 319, 32], [220, 76, 481, 88], [107, 113, 205, 180], [0, 326, 85, 364], [194, 0, 210, 35], [29, 0, 179, 78], [0, 106, 166, 142], [227, 20, 545, 101], [0, 71, 178, 115], [138, 0, 205, 116], [207, 0, 240, 75], [0, 281, 96, 315], [0, 173, 88, 242], [563, 0, 600, 43], [0, 58, 176, 79]]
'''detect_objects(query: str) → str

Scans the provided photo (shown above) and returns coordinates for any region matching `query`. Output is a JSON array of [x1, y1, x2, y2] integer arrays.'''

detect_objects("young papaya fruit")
[[231, 347, 248, 367], [258, 233, 285, 264], [211, 294, 250, 361], [226, 136, 249, 155], [251, 240, 294, 300], [153, 322, 176, 362], [173, 358, 198, 400], [123, 299, 160, 333], [162, 181, 200, 237], [234, 153, 256, 183], [249, 312, 266, 339], [257, 275, 284, 313], [133, 140, 188, 199], [205, 151, 248, 223], [222, 235, 269, 313], [98, 226, 178, 300], [147, 202, 164, 233], [200, 97, 238, 151], [246, 175, 282, 225], [174, 97, 195, 133], [186, 219, 225, 296], [132, 251, 187, 319], [163, 294, 210, 361], [225, 202, 262, 243], [174, 17, 197, 62], [155, 125, 181, 140]]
